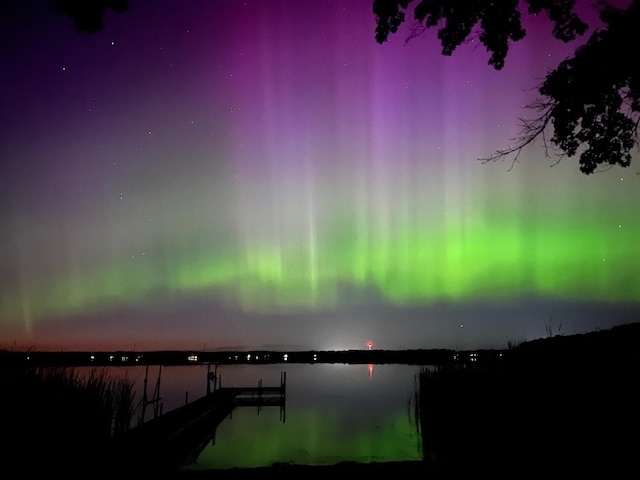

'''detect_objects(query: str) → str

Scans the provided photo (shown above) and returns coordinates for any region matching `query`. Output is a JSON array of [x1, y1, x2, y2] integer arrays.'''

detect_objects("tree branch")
[[479, 99, 556, 170]]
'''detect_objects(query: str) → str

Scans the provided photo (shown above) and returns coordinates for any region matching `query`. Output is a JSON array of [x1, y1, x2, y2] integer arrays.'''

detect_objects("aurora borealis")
[[1, 1, 639, 351]]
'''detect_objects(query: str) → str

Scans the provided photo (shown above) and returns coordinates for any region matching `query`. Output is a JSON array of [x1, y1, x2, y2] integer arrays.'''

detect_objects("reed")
[[0, 363, 136, 474], [413, 326, 640, 475]]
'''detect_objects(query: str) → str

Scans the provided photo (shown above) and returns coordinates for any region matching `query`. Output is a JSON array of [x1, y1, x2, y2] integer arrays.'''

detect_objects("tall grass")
[[0, 365, 135, 475], [412, 328, 640, 475]]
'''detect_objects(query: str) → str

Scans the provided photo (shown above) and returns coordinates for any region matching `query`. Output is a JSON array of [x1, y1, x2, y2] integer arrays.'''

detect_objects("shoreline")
[[175, 460, 434, 479]]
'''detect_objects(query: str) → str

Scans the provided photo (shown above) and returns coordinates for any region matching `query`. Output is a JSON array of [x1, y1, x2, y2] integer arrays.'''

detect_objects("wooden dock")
[[113, 371, 286, 473]]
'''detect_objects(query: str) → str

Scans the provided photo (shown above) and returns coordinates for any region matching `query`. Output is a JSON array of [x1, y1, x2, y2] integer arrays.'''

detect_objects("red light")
[[367, 341, 373, 350]]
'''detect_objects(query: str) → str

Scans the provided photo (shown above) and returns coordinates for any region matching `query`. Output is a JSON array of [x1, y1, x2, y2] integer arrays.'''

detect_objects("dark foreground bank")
[[177, 460, 432, 479], [2, 321, 639, 478], [177, 321, 640, 478]]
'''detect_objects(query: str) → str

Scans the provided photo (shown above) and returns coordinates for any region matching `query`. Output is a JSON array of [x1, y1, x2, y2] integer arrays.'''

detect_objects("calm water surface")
[[104, 362, 425, 469]]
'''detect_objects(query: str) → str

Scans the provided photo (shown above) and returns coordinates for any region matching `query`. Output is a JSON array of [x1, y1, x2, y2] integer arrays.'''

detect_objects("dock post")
[[207, 363, 218, 394], [140, 365, 163, 423], [280, 371, 287, 423], [141, 365, 149, 423], [281, 371, 286, 397]]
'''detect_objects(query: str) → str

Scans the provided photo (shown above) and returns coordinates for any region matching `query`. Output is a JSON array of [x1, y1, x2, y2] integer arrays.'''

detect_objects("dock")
[[113, 371, 286, 472]]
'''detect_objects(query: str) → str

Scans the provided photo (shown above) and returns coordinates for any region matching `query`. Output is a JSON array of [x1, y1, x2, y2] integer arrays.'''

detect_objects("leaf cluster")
[[373, 0, 640, 174], [54, 0, 128, 33], [374, 0, 587, 69], [539, 1, 639, 173]]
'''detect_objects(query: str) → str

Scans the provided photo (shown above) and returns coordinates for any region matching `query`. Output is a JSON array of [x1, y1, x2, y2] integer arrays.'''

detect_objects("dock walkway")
[[113, 373, 286, 472]]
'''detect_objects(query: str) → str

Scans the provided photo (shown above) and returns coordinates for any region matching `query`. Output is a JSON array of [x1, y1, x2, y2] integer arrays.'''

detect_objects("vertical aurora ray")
[[0, 1, 639, 350]]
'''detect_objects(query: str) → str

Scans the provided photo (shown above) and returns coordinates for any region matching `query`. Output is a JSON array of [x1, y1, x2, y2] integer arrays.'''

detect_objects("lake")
[[102, 362, 426, 470]]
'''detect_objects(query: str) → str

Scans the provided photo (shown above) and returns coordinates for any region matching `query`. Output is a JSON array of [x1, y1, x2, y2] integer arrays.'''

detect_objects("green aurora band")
[[5, 203, 638, 329]]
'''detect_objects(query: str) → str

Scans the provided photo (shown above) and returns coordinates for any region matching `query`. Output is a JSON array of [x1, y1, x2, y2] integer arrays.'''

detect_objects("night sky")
[[2, 1, 639, 352]]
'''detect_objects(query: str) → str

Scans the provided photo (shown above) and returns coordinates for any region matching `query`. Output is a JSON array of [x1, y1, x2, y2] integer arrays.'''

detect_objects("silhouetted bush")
[[414, 323, 640, 475]]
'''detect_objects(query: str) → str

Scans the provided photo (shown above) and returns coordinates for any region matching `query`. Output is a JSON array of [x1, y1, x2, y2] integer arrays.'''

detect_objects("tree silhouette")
[[54, 0, 128, 33], [374, 0, 640, 174]]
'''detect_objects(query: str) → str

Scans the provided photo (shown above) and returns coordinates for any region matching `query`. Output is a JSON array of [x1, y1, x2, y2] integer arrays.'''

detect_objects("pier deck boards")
[[113, 378, 286, 472]]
